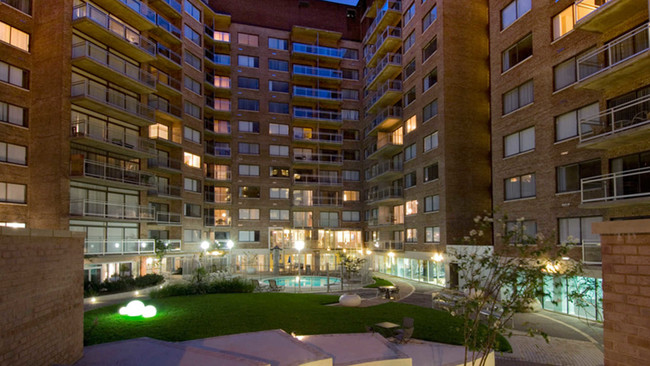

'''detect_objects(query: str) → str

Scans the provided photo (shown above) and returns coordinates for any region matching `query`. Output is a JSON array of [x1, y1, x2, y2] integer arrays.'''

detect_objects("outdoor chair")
[[268, 279, 284, 292], [390, 287, 400, 300], [391, 317, 414, 344], [251, 279, 269, 292]]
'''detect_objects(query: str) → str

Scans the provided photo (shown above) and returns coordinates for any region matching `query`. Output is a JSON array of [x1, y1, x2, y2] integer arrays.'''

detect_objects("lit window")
[[406, 228, 417, 243], [0, 21, 29, 51], [343, 190, 360, 201], [552, 6, 574, 40], [269, 123, 289, 135], [405, 200, 418, 215], [505, 174, 536, 200], [405, 115, 416, 134], [425, 227, 440, 243], [270, 188, 289, 199], [238, 33, 259, 47], [183, 152, 200, 168], [270, 209, 290, 221], [239, 208, 260, 220]]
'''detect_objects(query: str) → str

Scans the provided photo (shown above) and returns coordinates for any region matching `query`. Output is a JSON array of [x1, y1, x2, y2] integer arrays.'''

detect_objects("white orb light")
[[200, 241, 210, 250], [142, 305, 157, 318], [226, 240, 234, 250], [294, 240, 305, 251]]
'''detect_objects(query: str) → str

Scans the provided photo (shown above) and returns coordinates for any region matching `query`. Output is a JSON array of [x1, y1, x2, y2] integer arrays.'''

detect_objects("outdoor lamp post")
[[294, 240, 305, 292], [226, 240, 234, 272]]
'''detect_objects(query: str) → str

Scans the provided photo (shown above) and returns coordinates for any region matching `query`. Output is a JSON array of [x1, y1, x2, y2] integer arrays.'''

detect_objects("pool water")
[[263, 276, 341, 287]]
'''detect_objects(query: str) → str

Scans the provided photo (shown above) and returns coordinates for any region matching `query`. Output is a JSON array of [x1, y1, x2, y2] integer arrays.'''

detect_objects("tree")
[[154, 239, 169, 273], [447, 212, 585, 366], [338, 253, 366, 280]]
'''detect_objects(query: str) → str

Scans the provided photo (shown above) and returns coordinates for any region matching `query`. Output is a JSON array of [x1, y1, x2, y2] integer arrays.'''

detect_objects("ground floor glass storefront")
[[373, 255, 446, 286], [541, 275, 603, 321]]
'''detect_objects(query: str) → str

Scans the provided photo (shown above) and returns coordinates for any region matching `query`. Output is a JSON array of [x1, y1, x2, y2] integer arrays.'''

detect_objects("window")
[[184, 101, 201, 119], [425, 195, 440, 212], [423, 100, 438, 121], [505, 173, 536, 200], [269, 145, 289, 156], [404, 31, 415, 51], [552, 6, 574, 40], [501, 0, 531, 30], [183, 152, 200, 168], [239, 208, 260, 220], [184, 1, 201, 21], [293, 190, 313, 206], [238, 230, 260, 242], [1, 0, 30, 14], [239, 164, 260, 176], [213, 31, 230, 42], [238, 55, 259, 68], [270, 187, 289, 199], [239, 186, 260, 198], [210, 75, 230, 88], [183, 126, 201, 143], [238, 142, 259, 155], [343, 150, 360, 161], [343, 190, 360, 202], [269, 80, 289, 93], [422, 5, 437, 30], [238, 76, 259, 90], [0, 182, 25, 203], [342, 211, 360, 222], [553, 49, 594, 91], [503, 80, 533, 115], [423, 37, 437, 62], [238, 98, 259, 111], [506, 220, 537, 244], [405, 200, 418, 215], [503, 34, 532, 72], [557, 159, 601, 193], [0, 61, 28, 88], [343, 170, 360, 181], [184, 203, 201, 217], [342, 69, 359, 80], [405, 115, 416, 134], [269, 59, 289, 71], [0, 142, 26, 165], [555, 103, 599, 141], [404, 171, 416, 188], [238, 33, 258, 47], [424, 163, 439, 182], [405, 144, 416, 161], [423, 132, 438, 152], [184, 24, 200, 45], [269, 123, 289, 135], [342, 109, 359, 121], [0, 101, 26, 126], [404, 3, 415, 24], [558, 216, 602, 244], [269, 102, 289, 114], [238, 120, 260, 133], [504, 126, 535, 157], [270, 209, 290, 221], [293, 211, 313, 227], [210, 97, 230, 111], [319, 212, 339, 227], [0, 21, 29, 51], [342, 48, 359, 60], [184, 51, 201, 69], [184, 229, 201, 242], [343, 130, 360, 140], [268, 37, 288, 50], [425, 227, 440, 243], [423, 68, 437, 91], [270, 166, 290, 178], [406, 228, 417, 243], [404, 58, 416, 79], [404, 88, 416, 106], [342, 89, 359, 100]]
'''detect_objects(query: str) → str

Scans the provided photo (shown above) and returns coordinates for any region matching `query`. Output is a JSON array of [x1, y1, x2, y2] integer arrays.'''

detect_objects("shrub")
[[84, 274, 166, 297], [134, 274, 164, 288], [150, 277, 255, 298]]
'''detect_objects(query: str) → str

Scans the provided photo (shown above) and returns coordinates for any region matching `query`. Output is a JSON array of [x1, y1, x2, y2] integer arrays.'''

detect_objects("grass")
[[363, 276, 394, 288], [84, 293, 511, 352]]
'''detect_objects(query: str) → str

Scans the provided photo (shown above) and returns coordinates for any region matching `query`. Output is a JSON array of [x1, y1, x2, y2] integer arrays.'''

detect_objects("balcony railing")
[[148, 156, 182, 170], [85, 238, 155, 255], [153, 0, 181, 14], [579, 94, 650, 143], [204, 25, 230, 44], [293, 108, 342, 123], [72, 3, 156, 56], [205, 169, 231, 181], [366, 160, 403, 180], [155, 211, 181, 225], [293, 153, 343, 165], [205, 119, 231, 134], [365, 26, 401, 61], [293, 174, 342, 185], [205, 74, 231, 90], [582, 240, 602, 265], [581, 167, 650, 203], [148, 97, 182, 118], [293, 131, 342, 144], [366, 216, 403, 226], [72, 159, 155, 188], [205, 49, 231, 66], [72, 41, 156, 89], [205, 216, 231, 227], [155, 14, 181, 39], [365, 79, 402, 113], [70, 199, 155, 221], [367, 240, 404, 251], [363, 0, 402, 44], [152, 183, 182, 197], [71, 119, 155, 155], [578, 23, 650, 83], [293, 86, 342, 101], [366, 187, 403, 202], [205, 96, 231, 112], [156, 43, 182, 66], [293, 43, 343, 59], [292, 65, 342, 80], [204, 192, 231, 204], [108, 0, 157, 24], [365, 106, 402, 136], [155, 72, 181, 92], [365, 53, 402, 87], [205, 145, 232, 157], [71, 80, 155, 122]]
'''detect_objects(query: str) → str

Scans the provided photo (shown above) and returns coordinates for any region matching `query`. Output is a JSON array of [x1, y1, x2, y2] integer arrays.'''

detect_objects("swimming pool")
[[263, 276, 341, 288]]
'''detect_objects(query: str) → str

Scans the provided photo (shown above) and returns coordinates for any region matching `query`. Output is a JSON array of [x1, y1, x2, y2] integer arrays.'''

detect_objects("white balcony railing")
[[581, 166, 650, 203], [155, 211, 181, 225], [365, 53, 402, 87], [293, 153, 343, 165], [366, 187, 403, 202], [366, 160, 403, 180], [71, 119, 156, 155], [71, 80, 155, 122], [579, 94, 650, 143], [85, 239, 155, 255], [73, 159, 156, 188], [70, 199, 155, 221]]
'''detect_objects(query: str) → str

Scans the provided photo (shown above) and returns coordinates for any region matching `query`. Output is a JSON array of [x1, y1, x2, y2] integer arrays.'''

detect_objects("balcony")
[[292, 131, 342, 145], [150, 15, 182, 45], [579, 94, 650, 149], [153, 211, 182, 226], [365, 79, 402, 114], [292, 65, 342, 84], [205, 168, 231, 182], [581, 167, 650, 206], [70, 157, 155, 190], [148, 183, 182, 199], [148, 97, 182, 123], [367, 240, 404, 251], [366, 133, 403, 159], [148, 0, 181, 19], [366, 216, 404, 227], [205, 216, 231, 227], [293, 108, 342, 126], [90, 0, 156, 32], [293, 174, 342, 186], [72, 3, 156, 63], [204, 25, 231, 49], [70, 120, 156, 158], [70, 199, 155, 221], [292, 43, 343, 62], [85, 239, 155, 256], [148, 124, 183, 148], [147, 156, 182, 173], [204, 192, 231, 204], [71, 41, 156, 94], [366, 26, 402, 67], [205, 119, 232, 136], [70, 80, 155, 127], [312, 197, 343, 207], [293, 153, 343, 166], [582, 240, 602, 265], [155, 73, 182, 97], [153, 43, 182, 71], [363, 0, 402, 45], [576, 23, 650, 90], [365, 106, 402, 136], [293, 86, 342, 105], [204, 74, 231, 94], [574, 0, 647, 33], [204, 50, 231, 72], [365, 53, 402, 90], [205, 145, 232, 159], [366, 187, 403, 204], [366, 160, 403, 182], [205, 96, 232, 118]]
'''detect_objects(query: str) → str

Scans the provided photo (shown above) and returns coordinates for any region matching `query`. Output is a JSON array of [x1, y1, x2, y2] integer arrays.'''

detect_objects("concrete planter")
[[339, 293, 362, 307]]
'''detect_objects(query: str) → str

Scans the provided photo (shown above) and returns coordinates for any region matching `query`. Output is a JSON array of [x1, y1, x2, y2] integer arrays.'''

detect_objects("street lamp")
[[226, 240, 234, 273], [294, 240, 305, 292]]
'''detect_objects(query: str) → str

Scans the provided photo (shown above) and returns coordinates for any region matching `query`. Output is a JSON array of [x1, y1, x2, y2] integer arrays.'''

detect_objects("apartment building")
[[490, 0, 650, 320]]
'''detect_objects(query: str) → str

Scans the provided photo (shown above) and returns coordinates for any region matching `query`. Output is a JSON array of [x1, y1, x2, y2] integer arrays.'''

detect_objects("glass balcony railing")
[[157, 0, 182, 13], [293, 107, 342, 122], [366, 187, 403, 203], [579, 94, 650, 143], [71, 80, 155, 122], [155, 72, 181, 92], [205, 145, 232, 157], [70, 118, 155, 155], [71, 159, 155, 188], [365, 106, 402, 136], [155, 14, 181, 39], [114, 0, 157, 23], [366, 240, 404, 251], [152, 183, 182, 197], [293, 86, 342, 101], [157, 43, 182, 66], [293, 153, 343, 164], [205, 50, 231, 66], [293, 65, 342, 80], [366, 160, 403, 180], [293, 174, 342, 185], [365, 53, 402, 87], [148, 97, 182, 118], [293, 43, 343, 58], [365, 79, 402, 113], [292, 131, 342, 144], [155, 211, 181, 225], [365, 26, 401, 61], [147, 156, 182, 170], [85, 239, 155, 255], [363, 0, 402, 44], [70, 199, 155, 221], [581, 166, 650, 203]]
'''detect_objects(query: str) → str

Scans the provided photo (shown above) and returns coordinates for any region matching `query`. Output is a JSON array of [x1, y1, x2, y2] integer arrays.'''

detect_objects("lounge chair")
[[390, 286, 400, 300], [391, 317, 414, 344], [268, 279, 284, 292], [251, 279, 269, 292]]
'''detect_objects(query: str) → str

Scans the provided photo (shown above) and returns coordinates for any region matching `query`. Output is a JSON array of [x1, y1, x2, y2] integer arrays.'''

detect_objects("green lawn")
[[363, 277, 394, 288], [84, 293, 511, 352]]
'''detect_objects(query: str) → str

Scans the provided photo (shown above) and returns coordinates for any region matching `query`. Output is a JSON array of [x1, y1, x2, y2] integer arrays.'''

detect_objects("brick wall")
[[593, 219, 650, 366], [0, 228, 84, 366]]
